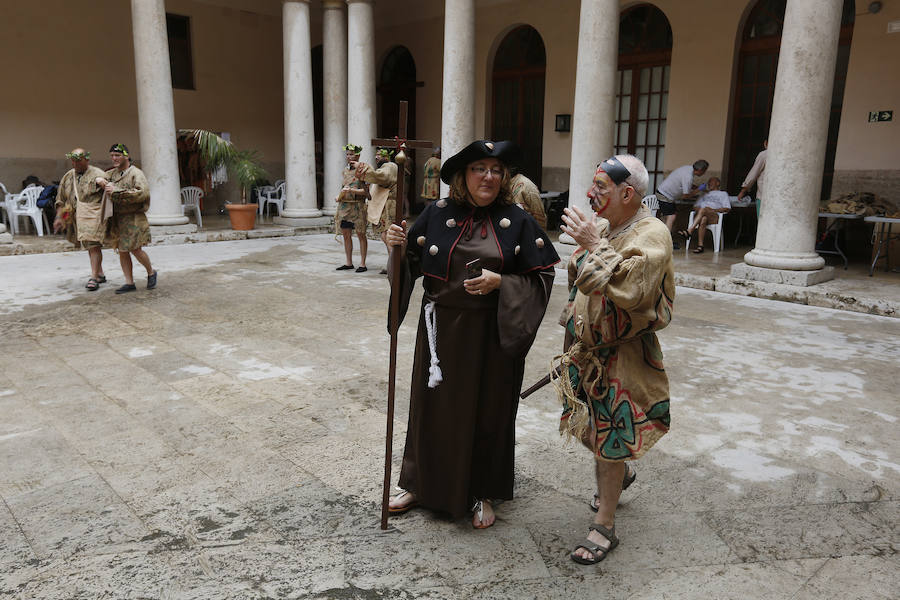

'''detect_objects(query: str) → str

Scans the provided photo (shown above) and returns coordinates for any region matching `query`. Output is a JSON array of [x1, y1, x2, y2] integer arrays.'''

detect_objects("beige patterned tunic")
[[333, 167, 368, 235], [105, 165, 151, 252], [421, 156, 441, 200], [359, 161, 398, 234], [56, 166, 107, 246], [556, 206, 674, 461]]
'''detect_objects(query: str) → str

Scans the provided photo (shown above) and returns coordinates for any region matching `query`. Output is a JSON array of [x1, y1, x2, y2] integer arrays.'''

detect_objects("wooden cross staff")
[[372, 100, 433, 530]]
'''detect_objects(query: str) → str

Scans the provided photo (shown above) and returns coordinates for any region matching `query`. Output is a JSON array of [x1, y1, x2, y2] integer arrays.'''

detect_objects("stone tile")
[[0, 504, 38, 595], [32, 333, 109, 355], [0, 426, 93, 499], [169, 540, 346, 599], [703, 500, 897, 562], [6, 474, 148, 560], [129, 349, 218, 383], [346, 524, 550, 590], [793, 555, 897, 600], [7, 550, 183, 600], [170, 372, 270, 417]]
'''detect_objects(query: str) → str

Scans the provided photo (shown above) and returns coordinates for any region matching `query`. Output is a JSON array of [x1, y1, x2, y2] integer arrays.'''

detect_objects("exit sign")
[[868, 111, 893, 122]]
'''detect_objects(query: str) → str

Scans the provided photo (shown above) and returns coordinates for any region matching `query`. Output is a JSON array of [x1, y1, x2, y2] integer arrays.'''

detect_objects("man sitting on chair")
[[677, 177, 730, 254]]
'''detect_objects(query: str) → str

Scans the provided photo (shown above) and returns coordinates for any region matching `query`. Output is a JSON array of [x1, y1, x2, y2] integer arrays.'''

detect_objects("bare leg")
[[88, 247, 103, 279], [131, 248, 154, 276], [341, 229, 353, 266], [664, 213, 676, 232], [574, 459, 625, 561], [357, 232, 368, 268], [119, 251, 134, 285]]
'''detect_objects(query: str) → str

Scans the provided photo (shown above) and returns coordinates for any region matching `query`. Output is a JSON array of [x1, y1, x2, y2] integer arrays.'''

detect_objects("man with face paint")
[[95, 144, 157, 294], [557, 155, 675, 566], [54, 148, 110, 291]]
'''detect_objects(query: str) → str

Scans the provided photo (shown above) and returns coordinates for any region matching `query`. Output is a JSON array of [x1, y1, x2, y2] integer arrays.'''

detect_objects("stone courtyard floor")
[[0, 234, 897, 599]]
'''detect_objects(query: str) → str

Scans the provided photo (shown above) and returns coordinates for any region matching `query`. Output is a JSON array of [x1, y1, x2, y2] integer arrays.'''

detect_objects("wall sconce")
[[555, 114, 571, 132]]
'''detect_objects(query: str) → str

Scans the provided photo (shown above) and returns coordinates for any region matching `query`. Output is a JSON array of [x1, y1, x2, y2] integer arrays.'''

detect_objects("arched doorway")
[[378, 46, 418, 211], [615, 4, 672, 195], [491, 25, 546, 188], [727, 0, 854, 199]]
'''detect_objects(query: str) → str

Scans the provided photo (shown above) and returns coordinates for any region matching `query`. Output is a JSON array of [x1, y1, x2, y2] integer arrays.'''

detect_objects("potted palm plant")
[[178, 129, 269, 230]]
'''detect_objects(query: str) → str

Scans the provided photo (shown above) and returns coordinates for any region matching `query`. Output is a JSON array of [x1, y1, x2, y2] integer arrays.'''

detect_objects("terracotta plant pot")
[[225, 203, 258, 230]]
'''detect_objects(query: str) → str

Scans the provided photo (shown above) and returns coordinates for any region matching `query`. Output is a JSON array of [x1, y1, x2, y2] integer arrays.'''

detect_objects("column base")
[[148, 215, 190, 226], [321, 208, 337, 217], [278, 208, 323, 219], [730, 262, 834, 287], [273, 215, 332, 227], [150, 224, 198, 235], [558, 233, 577, 245], [0, 232, 12, 244], [744, 248, 825, 271]]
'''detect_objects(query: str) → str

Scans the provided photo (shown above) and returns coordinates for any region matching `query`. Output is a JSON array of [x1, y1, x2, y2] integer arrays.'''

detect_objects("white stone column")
[[440, 0, 476, 198], [346, 0, 376, 167], [734, 0, 843, 285], [322, 0, 348, 217], [277, 0, 322, 222], [566, 0, 618, 219], [130, 0, 189, 227]]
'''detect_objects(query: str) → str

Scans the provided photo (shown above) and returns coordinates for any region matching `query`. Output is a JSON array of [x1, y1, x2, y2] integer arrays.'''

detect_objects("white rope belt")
[[424, 301, 443, 388]]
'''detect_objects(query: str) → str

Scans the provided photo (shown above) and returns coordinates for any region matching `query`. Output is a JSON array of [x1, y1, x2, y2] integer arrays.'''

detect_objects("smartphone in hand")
[[465, 258, 482, 279]]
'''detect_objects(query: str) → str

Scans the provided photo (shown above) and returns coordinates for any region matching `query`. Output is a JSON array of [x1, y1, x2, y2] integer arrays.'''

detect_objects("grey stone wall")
[[831, 170, 900, 203]]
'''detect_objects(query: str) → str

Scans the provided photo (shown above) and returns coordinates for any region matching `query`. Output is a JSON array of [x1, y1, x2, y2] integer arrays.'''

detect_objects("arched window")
[[491, 26, 546, 187], [616, 5, 672, 194], [727, 0, 855, 199]]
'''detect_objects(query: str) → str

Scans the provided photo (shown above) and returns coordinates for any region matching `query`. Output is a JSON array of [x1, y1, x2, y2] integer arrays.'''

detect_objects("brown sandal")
[[692, 246, 704, 254]]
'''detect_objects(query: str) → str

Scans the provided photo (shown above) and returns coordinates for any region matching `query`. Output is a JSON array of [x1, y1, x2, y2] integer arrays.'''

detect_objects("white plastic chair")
[[0, 182, 13, 232], [260, 182, 285, 219], [255, 185, 275, 215], [10, 186, 49, 236], [180, 186, 203, 228], [642, 194, 659, 218], [686, 210, 724, 253]]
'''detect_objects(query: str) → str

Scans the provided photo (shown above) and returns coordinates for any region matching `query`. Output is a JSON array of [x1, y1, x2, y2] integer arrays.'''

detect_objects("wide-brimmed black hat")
[[440, 140, 521, 184]]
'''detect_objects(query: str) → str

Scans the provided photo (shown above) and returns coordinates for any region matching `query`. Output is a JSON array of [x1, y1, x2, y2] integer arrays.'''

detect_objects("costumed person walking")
[[556, 154, 674, 564], [334, 143, 369, 272], [385, 140, 560, 528], [420, 147, 441, 204], [53, 148, 110, 291], [355, 147, 398, 274], [96, 144, 158, 294]]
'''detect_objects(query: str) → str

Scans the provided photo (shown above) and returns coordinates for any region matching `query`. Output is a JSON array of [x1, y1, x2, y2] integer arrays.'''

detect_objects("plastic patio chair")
[[180, 186, 204, 228], [260, 182, 285, 219], [685, 209, 724, 253], [642, 194, 659, 218], [10, 186, 49, 236]]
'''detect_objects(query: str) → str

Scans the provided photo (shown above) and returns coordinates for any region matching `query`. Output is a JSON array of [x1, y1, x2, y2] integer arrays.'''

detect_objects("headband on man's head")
[[597, 156, 631, 185], [65, 150, 90, 161], [109, 143, 129, 157], [342, 143, 362, 153]]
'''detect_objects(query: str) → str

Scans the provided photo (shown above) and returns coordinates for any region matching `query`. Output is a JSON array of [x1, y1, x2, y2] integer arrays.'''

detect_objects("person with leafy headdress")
[[355, 147, 398, 273], [96, 143, 157, 294], [333, 143, 369, 272], [53, 148, 110, 291]]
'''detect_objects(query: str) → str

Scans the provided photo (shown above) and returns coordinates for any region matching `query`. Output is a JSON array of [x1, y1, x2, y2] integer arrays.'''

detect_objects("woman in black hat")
[[384, 140, 559, 528]]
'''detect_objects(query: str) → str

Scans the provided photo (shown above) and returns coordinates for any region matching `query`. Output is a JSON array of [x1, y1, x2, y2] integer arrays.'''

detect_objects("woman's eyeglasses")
[[469, 166, 503, 178]]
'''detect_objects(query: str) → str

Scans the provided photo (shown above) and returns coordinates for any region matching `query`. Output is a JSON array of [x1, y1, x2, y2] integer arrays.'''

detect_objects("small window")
[[166, 13, 194, 90]]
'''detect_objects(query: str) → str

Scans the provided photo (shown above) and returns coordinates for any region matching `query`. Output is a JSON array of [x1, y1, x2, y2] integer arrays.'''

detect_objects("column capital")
[[282, 0, 311, 4], [345, 0, 374, 5], [323, 0, 344, 9]]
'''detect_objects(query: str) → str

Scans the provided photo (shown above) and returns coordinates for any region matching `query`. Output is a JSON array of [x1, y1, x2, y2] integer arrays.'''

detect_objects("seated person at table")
[[677, 177, 730, 253]]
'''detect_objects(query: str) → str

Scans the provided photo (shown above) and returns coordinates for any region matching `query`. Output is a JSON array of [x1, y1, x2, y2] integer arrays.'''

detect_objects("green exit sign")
[[868, 111, 893, 122]]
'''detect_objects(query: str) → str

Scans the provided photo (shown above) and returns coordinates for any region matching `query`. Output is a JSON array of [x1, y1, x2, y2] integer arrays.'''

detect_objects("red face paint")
[[588, 167, 612, 215]]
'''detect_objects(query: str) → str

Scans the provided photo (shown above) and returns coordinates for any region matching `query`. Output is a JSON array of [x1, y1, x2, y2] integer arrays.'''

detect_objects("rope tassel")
[[424, 301, 443, 388]]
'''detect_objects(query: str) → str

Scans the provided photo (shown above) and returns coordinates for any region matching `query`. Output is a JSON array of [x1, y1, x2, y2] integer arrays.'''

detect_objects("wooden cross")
[[372, 100, 433, 530]]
